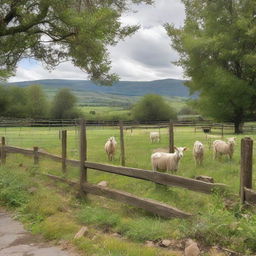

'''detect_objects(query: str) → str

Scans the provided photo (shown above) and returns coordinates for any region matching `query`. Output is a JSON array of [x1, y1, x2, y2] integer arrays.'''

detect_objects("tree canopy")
[[165, 0, 256, 133], [51, 88, 80, 119], [132, 94, 177, 122], [0, 0, 152, 84]]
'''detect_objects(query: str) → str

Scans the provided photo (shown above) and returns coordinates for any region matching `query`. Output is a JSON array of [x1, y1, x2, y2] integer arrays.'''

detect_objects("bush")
[[132, 94, 177, 122], [51, 88, 81, 119]]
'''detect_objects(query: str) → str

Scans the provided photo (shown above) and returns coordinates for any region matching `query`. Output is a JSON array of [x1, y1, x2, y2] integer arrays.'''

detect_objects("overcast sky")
[[8, 0, 185, 82]]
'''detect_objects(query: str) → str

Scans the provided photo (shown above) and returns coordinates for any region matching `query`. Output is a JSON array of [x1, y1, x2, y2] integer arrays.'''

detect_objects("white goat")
[[150, 131, 160, 143], [151, 146, 187, 173], [213, 137, 236, 160], [104, 137, 117, 161], [193, 141, 204, 166]]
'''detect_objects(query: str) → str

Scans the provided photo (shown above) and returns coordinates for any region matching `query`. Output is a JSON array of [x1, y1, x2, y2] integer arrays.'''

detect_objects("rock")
[[97, 181, 108, 187], [74, 226, 88, 239], [145, 241, 155, 247], [27, 187, 37, 194], [160, 239, 172, 247], [195, 175, 214, 183], [112, 232, 122, 238], [184, 239, 200, 256]]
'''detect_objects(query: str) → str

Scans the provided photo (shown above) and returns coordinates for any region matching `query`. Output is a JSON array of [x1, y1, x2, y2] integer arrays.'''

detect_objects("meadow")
[[1, 125, 256, 255]]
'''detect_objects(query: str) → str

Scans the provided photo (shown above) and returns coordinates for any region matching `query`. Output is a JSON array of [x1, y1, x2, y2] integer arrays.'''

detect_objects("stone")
[[27, 187, 37, 194], [97, 181, 108, 187], [160, 239, 172, 247], [112, 232, 122, 238], [184, 239, 200, 256], [145, 241, 155, 247], [195, 175, 214, 183], [74, 226, 88, 239]]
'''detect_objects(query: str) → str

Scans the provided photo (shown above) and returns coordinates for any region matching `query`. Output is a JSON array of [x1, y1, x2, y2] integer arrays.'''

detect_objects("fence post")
[[240, 137, 253, 204], [221, 124, 224, 138], [169, 121, 174, 153], [80, 119, 87, 197], [119, 121, 125, 166], [1, 137, 6, 165], [62, 130, 67, 173], [33, 146, 39, 165]]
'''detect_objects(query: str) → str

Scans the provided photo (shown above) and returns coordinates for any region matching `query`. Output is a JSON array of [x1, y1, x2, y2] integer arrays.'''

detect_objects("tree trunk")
[[234, 120, 243, 134]]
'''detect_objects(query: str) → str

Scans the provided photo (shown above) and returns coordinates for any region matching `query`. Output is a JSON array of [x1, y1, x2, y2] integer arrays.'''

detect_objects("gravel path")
[[0, 210, 78, 256]]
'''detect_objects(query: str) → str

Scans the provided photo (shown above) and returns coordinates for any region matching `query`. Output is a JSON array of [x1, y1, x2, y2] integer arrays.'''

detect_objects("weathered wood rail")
[[4, 145, 226, 194], [43, 173, 192, 218]]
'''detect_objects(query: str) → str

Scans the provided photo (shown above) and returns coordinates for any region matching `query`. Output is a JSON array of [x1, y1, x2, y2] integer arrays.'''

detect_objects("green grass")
[[1, 125, 256, 254]]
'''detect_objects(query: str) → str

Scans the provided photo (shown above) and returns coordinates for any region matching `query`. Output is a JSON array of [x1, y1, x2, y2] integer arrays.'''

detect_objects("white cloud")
[[8, 0, 185, 82]]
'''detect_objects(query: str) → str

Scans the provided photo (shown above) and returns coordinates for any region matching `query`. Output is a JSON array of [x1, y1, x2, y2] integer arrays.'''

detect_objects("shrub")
[[132, 94, 177, 122]]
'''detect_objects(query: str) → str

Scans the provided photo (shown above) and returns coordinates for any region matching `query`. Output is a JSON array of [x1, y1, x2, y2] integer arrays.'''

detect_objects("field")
[[78, 97, 187, 121], [1, 125, 256, 255]]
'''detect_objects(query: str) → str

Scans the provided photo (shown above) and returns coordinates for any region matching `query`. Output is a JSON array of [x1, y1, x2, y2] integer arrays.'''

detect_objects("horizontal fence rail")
[[43, 173, 192, 218], [4, 145, 227, 194]]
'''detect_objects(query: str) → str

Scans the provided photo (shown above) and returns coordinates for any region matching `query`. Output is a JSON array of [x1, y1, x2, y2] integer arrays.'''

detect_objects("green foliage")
[[5, 86, 28, 118], [25, 85, 49, 118], [78, 205, 121, 229], [0, 85, 9, 116], [132, 94, 177, 121], [178, 105, 197, 115], [51, 88, 81, 119], [0, 0, 152, 83], [0, 167, 31, 207], [34, 213, 78, 240], [117, 217, 171, 242], [165, 0, 256, 133]]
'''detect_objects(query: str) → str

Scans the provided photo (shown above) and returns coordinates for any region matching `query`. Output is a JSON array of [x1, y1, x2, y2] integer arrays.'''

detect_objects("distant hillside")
[[7, 78, 193, 106]]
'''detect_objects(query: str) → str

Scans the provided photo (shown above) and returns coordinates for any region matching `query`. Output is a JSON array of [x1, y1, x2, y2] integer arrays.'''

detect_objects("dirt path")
[[0, 210, 78, 256]]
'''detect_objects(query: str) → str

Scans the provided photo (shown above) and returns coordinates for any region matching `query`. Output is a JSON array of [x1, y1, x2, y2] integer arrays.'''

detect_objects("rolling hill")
[[7, 78, 193, 106]]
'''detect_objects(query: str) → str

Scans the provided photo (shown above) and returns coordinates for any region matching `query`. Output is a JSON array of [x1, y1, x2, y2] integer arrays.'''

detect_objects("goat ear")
[[183, 147, 188, 151], [174, 146, 178, 151]]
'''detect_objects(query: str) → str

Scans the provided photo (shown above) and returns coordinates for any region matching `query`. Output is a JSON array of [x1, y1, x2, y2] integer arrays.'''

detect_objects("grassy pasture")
[[1, 125, 256, 254]]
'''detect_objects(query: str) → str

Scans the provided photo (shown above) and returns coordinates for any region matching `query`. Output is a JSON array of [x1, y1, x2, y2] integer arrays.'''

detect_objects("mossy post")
[[119, 121, 125, 166], [33, 146, 39, 165], [169, 121, 174, 153], [240, 137, 253, 204], [62, 130, 67, 173], [80, 119, 87, 198], [1, 137, 6, 165]]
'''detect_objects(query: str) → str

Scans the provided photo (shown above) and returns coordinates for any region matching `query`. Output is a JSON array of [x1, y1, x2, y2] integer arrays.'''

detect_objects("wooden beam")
[[62, 130, 67, 173], [240, 137, 253, 204], [1, 137, 6, 165], [169, 121, 174, 153], [5, 145, 33, 155], [119, 121, 125, 166], [84, 161, 226, 194], [43, 173, 192, 219], [33, 146, 39, 165], [80, 119, 87, 197]]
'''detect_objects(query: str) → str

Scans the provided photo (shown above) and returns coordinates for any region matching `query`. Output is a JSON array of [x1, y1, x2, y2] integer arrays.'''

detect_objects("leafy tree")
[[132, 94, 177, 122], [51, 88, 80, 119], [5, 87, 28, 118], [26, 85, 49, 118], [0, 0, 152, 84], [0, 85, 9, 116], [165, 0, 256, 133]]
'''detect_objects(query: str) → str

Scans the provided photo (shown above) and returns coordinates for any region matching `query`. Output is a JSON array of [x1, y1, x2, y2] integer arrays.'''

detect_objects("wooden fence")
[[0, 120, 231, 219]]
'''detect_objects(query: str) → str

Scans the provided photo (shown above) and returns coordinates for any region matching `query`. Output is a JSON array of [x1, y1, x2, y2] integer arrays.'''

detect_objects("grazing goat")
[[213, 137, 236, 160], [151, 146, 187, 173], [150, 132, 160, 143], [193, 141, 204, 166], [104, 137, 117, 161]]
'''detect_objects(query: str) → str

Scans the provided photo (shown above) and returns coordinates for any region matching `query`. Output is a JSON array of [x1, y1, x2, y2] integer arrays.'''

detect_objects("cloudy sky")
[[8, 0, 185, 82]]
